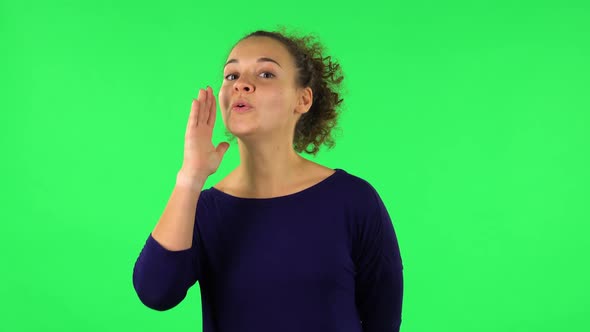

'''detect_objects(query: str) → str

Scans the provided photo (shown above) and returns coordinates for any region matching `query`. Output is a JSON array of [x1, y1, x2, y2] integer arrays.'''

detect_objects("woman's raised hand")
[[179, 86, 230, 185]]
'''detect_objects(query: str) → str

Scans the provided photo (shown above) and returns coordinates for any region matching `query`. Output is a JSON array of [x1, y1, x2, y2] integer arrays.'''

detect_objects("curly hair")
[[221, 26, 346, 156]]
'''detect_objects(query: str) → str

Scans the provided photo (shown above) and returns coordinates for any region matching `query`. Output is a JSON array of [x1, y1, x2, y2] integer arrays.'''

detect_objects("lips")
[[231, 99, 253, 108], [231, 99, 254, 112], [232, 105, 253, 112]]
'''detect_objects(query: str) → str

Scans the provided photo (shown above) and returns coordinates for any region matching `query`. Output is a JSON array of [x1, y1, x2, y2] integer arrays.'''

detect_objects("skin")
[[215, 36, 333, 198]]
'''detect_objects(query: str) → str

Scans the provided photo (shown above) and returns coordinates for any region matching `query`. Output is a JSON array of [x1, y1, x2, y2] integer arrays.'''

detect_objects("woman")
[[133, 28, 404, 332]]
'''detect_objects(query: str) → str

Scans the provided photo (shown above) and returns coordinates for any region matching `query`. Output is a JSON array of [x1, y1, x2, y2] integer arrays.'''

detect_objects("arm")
[[132, 172, 207, 311], [354, 186, 404, 331]]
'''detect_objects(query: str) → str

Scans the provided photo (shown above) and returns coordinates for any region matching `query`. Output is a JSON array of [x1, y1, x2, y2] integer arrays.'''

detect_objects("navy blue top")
[[133, 168, 404, 332]]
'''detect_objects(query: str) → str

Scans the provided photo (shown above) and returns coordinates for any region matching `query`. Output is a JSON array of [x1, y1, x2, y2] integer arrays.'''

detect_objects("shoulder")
[[333, 169, 380, 197], [328, 168, 385, 214]]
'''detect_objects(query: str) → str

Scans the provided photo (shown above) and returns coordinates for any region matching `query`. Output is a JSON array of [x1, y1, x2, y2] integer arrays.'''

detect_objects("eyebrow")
[[224, 57, 282, 68]]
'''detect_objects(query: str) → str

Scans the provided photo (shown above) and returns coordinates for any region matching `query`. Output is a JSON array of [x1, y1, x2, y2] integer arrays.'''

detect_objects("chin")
[[228, 126, 255, 137]]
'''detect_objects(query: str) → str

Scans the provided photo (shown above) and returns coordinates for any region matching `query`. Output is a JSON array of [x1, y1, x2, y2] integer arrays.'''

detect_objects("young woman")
[[133, 28, 404, 332]]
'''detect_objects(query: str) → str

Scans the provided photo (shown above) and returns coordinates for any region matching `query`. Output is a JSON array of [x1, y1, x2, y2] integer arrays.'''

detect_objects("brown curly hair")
[[221, 26, 346, 156]]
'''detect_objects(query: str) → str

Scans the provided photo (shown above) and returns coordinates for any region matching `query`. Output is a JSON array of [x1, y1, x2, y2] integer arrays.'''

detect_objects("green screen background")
[[1, 0, 588, 331]]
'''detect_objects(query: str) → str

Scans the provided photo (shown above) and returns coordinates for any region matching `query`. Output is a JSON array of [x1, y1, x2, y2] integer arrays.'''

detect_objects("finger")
[[207, 87, 217, 126], [204, 86, 212, 121], [187, 99, 198, 133], [197, 88, 208, 125]]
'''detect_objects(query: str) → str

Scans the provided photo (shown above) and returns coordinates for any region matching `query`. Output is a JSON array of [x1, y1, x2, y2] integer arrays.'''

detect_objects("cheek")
[[218, 88, 230, 110], [266, 90, 288, 108]]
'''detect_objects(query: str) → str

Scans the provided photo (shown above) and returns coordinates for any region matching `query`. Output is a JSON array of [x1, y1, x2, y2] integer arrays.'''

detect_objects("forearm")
[[151, 171, 206, 251]]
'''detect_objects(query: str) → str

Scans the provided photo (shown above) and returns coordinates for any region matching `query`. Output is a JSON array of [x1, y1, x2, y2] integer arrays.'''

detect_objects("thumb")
[[216, 142, 230, 158]]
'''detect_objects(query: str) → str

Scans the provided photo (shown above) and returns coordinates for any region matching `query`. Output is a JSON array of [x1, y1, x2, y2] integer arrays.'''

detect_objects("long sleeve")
[[132, 231, 202, 311], [354, 186, 404, 332]]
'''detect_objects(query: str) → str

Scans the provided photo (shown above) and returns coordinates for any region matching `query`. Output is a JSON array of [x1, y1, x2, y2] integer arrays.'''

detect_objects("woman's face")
[[218, 36, 310, 141]]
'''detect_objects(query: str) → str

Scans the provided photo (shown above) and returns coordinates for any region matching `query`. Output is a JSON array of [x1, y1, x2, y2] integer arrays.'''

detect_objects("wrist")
[[176, 170, 206, 191]]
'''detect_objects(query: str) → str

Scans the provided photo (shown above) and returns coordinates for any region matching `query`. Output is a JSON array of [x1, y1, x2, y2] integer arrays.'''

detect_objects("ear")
[[295, 86, 313, 114]]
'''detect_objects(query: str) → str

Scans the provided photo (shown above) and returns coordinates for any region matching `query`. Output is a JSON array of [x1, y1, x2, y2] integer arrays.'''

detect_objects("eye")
[[260, 72, 275, 79], [224, 72, 275, 81]]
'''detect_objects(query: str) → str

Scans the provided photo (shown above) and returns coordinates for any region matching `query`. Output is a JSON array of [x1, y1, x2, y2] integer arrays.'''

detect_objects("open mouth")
[[232, 105, 253, 112]]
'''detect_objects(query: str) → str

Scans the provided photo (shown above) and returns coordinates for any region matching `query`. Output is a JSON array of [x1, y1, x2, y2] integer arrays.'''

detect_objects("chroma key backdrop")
[[1, 0, 588, 331]]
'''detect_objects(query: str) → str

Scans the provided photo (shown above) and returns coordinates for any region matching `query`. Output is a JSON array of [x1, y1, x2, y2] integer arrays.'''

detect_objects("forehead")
[[227, 37, 291, 66]]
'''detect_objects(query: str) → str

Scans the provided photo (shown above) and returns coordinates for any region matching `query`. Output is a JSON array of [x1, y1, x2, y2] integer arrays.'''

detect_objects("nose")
[[234, 77, 255, 93]]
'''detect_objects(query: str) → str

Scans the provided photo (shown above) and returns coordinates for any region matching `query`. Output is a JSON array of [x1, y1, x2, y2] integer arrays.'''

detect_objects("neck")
[[234, 137, 308, 195]]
